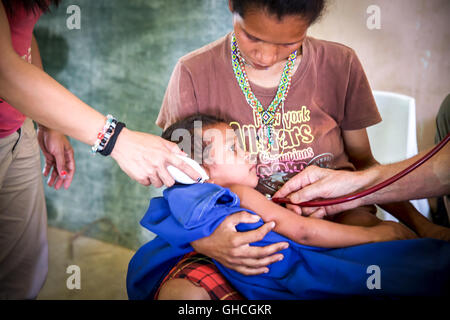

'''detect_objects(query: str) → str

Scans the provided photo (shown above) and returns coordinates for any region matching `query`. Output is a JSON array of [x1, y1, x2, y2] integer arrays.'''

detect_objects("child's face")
[[231, 7, 308, 70], [203, 124, 259, 188]]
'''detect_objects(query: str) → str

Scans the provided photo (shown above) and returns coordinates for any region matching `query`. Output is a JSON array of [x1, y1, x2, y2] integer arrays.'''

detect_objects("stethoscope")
[[271, 133, 450, 207]]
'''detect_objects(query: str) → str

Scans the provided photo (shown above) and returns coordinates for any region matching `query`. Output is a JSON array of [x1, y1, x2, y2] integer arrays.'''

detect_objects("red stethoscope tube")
[[272, 133, 450, 207]]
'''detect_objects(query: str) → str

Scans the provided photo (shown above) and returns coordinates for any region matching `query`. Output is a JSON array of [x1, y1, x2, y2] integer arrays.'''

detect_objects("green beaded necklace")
[[231, 33, 298, 147]]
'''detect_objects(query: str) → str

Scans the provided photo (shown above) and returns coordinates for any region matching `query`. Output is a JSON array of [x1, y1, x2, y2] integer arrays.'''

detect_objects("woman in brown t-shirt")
[[155, 0, 426, 300]]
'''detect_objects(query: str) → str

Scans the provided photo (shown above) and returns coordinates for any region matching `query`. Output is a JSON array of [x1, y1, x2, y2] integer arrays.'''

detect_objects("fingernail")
[[278, 255, 284, 261], [264, 268, 269, 274], [269, 222, 276, 229]]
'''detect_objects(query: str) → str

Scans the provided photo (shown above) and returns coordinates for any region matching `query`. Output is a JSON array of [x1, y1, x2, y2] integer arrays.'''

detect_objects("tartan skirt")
[[155, 252, 244, 300]]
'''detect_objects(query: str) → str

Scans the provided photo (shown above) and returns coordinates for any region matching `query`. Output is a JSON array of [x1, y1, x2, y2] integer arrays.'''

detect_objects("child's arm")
[[229, 185, 416, 248]]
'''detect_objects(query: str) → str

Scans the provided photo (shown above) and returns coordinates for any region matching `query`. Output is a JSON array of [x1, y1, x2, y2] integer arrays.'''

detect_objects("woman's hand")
[[190, 211, 289, 275], [110, 128, 202, 187], [37, 125, 75, 190]]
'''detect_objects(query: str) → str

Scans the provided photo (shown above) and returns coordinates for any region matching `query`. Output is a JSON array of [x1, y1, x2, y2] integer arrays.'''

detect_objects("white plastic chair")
[[366, 91, 431, 221]]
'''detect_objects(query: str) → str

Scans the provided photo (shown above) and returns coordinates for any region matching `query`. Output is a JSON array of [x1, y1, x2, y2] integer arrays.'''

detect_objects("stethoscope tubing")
[[272, 133, 450, 207]]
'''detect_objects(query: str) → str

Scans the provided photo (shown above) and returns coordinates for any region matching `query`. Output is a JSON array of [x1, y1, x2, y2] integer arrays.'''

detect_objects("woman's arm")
[[230, 185, 415, 248], [0, 3, 201, 187], [0, 4, 104, 143]]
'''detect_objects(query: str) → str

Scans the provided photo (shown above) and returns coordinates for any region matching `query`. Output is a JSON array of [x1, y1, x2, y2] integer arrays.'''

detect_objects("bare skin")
[[158, 279, 210, 300]]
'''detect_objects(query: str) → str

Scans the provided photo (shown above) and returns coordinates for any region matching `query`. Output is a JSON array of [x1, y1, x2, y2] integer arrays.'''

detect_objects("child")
[[127, 115, 450, 300]]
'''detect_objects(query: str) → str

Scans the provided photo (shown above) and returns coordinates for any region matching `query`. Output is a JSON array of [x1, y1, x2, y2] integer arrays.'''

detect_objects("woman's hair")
[[230, 0, 326, 24], [161, 114, 227, 163], [2, 0, 61, 15]]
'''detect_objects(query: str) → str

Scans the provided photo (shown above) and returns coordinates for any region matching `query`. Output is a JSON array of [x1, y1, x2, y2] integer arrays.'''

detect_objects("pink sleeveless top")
[[0, 3, 42, 137]]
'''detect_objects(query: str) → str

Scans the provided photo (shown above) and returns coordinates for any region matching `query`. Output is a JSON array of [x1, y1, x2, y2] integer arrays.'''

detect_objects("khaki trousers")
[[0, 118, 48, 299]]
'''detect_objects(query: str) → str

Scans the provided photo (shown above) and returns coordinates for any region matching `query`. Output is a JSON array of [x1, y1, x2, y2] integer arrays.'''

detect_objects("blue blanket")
[[127, 183, 450, 299]]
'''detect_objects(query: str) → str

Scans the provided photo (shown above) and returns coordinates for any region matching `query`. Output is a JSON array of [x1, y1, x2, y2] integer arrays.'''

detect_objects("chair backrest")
[[367, 91, 430, 220], [367, 91, 418, 164]]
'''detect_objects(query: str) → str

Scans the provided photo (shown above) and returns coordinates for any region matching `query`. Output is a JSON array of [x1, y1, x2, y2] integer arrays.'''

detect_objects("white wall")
[[309, 0, 450, 150]]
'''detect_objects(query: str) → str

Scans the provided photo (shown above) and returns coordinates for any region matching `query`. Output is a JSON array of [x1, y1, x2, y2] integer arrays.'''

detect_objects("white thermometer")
[[167, 155, 209, 184]]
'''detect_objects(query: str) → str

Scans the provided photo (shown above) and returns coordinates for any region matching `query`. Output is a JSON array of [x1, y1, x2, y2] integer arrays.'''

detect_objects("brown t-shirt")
[[157, 33, 381, 196]]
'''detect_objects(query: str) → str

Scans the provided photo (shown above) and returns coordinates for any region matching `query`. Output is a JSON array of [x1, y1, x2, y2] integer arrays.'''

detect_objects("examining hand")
[[190, 211, 289, 275], [274, 165, 368, 216], [110, 128, 202, 187], [37, 125, 75, 190]]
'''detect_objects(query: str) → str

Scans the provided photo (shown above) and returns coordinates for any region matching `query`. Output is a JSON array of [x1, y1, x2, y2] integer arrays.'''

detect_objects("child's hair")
[[2, 0, 61, 15], [230, 0, 326, 24], [161, 114, 228, 163]]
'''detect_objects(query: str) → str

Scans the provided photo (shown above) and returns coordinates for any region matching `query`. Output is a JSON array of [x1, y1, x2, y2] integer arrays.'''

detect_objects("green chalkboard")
[[35, 0, 232, 250]]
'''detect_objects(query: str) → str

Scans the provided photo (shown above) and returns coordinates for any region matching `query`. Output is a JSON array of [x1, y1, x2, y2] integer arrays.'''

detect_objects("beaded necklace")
[[231, 33, 298, 147]]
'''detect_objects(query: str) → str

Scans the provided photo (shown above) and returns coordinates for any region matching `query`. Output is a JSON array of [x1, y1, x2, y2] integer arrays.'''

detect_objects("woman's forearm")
[[0, 54, 105, 145], [0, 4, 104, 145]]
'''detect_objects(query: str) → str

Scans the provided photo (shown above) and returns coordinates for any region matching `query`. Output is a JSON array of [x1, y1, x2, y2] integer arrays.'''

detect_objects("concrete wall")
[[309, 0, 450, 150]]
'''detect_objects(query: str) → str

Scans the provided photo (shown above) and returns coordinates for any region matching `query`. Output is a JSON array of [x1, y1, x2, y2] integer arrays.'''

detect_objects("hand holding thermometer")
[[272, 133, 450, 207], [167, 154, 209, 184]]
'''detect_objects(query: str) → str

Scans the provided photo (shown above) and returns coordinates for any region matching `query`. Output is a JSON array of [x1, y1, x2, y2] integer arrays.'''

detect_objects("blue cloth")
[[127, 183, 450, 299]]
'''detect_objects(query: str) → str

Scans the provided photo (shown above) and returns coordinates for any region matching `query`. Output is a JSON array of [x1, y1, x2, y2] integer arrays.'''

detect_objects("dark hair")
[[2, 0, 60, 15], [162, 114, 227, 163], [230, 0, 326, 24]]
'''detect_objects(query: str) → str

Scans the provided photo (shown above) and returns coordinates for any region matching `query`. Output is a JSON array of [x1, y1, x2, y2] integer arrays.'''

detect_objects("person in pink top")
[[0, 0, 201, 299]]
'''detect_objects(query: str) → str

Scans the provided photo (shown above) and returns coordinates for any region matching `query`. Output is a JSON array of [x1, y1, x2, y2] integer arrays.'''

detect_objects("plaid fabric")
[[155, 252, 245, 300]]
